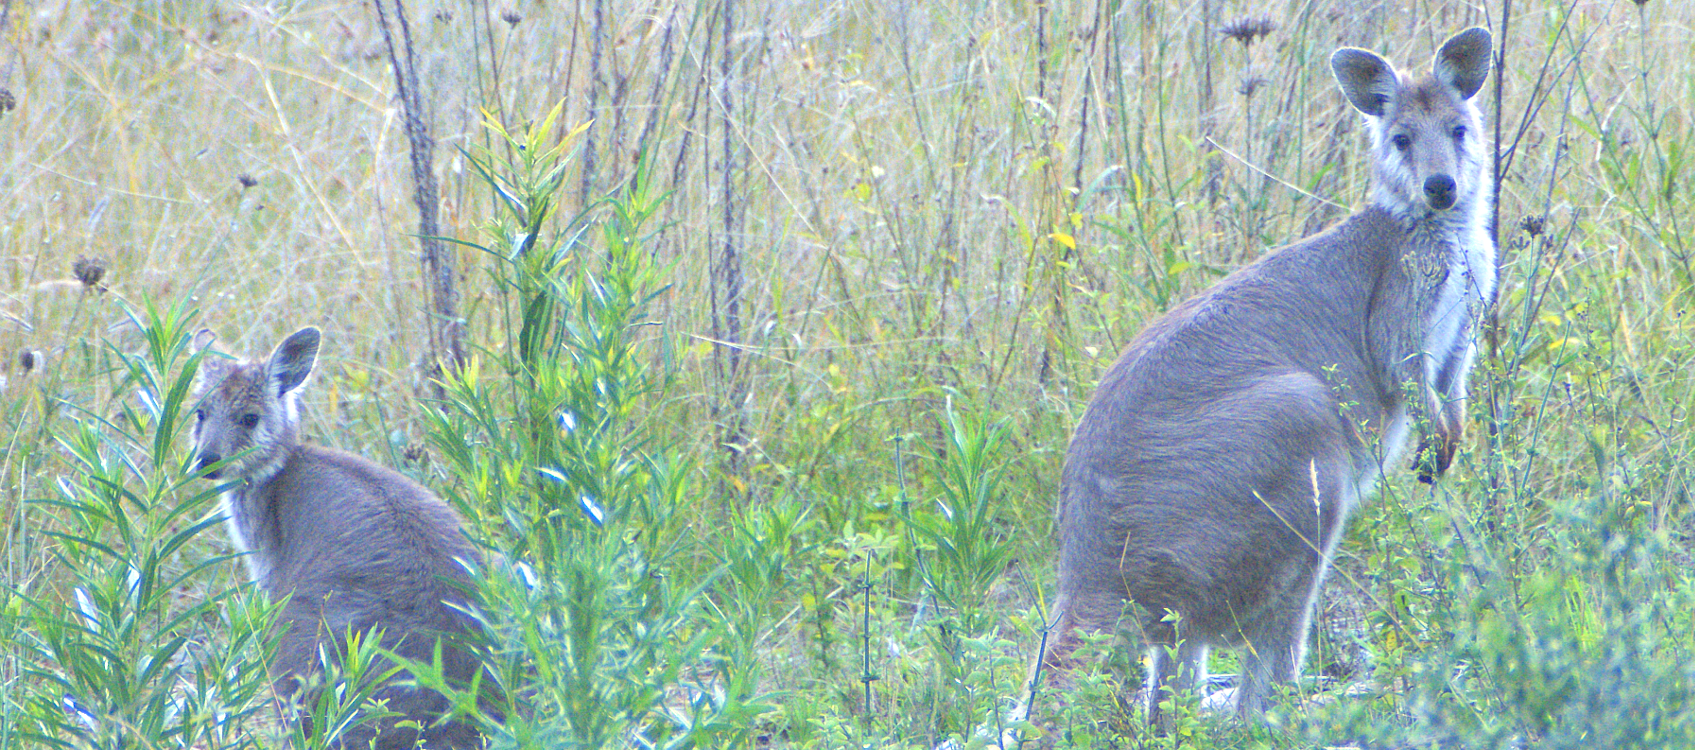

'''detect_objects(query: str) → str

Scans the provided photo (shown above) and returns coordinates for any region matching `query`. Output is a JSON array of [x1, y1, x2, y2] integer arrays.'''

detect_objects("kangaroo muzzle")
[[1423, 174, 1457, 211], [195, 452, 223, 478]]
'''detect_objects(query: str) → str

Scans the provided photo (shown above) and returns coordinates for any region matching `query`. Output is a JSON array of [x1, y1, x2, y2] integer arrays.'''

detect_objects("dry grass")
[[1, 0, 1692, 745]]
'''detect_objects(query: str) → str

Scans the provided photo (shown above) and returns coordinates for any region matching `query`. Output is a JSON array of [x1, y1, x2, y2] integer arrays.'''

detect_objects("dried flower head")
[[18, 349, 41, 373], [501, 10, 522, 26], [0, 88, 14, 115], [1520, 215, 1546, 238], [434, 9, 454, 22], [1237, 74, 1269, 98], [73, 256, 107, 290], [1220, 14, 1277, 46], [238, 173, 258, 189], [403, 443, 430, 465]]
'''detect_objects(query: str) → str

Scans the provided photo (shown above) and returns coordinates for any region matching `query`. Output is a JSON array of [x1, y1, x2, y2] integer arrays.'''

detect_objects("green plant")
[[10, 299, 275, 748], [907, 406, 1017, 634], [424, 103, 775, 748]]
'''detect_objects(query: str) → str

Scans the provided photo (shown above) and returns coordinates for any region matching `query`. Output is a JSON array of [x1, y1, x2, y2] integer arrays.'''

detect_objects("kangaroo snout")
[[193, 452, 223, 478], [1424, 174, 1457, 210]]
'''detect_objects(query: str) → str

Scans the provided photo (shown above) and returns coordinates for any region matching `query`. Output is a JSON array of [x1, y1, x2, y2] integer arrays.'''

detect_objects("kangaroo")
[[192, 327, 489, 749], [1041, 28, 1495, 728]]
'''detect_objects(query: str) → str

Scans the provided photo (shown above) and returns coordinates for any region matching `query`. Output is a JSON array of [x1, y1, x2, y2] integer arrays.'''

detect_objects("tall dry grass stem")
[[375, 0, 463, 399], [712, 0, 749, 498]]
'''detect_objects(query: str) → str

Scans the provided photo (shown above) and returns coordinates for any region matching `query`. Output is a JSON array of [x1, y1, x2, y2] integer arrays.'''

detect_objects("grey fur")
[[193, 326, 490, 749], [1042, 28, 1495, 728]]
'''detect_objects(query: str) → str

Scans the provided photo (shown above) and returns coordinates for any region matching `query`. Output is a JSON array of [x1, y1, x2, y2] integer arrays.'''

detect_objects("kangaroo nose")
[[1423, 174, 1456, 210], [196, 453, 223, 478]]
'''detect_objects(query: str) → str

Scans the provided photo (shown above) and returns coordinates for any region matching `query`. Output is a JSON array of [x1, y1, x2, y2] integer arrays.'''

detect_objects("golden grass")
[[1, 0, 1692, 742]]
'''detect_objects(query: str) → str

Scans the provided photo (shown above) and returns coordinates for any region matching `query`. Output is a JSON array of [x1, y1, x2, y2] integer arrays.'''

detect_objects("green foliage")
[[907, 407, 1016, 632], [7, 299, 276, 748], [1317, 489, 1695, 749], [426, 109, 775, 748], [290, 628, 411, 750]]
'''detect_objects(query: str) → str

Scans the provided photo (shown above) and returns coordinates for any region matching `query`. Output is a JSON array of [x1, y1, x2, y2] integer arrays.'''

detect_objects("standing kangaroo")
[[193, 327, 488, 749], [1043, 28, 1495, 726]]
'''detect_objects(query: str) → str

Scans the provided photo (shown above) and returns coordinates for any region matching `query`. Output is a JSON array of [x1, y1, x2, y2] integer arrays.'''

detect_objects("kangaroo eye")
[[195, 408, 206, 423], [1392, 134, 1412, 151], [239, 413, 260, 429], [1452, 125, 1467, 140]]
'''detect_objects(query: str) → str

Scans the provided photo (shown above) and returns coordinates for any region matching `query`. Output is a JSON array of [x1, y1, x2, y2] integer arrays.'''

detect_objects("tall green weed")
[[7, 299, 275, 749], [424, 104, 773, 748]]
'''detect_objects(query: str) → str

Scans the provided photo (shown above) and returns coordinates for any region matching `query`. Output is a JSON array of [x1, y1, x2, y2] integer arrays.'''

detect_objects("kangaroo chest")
[[1410, 219, 1494, 378], [220, 484, 276, 584]]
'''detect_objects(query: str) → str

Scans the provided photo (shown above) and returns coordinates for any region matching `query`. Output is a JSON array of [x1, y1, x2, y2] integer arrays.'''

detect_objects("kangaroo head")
[[1331, 28, 1492, 219], [191, 327, 320, 482]]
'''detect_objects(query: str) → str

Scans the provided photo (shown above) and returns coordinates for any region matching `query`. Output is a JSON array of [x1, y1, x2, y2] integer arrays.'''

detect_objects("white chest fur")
[[1414, 202, 1496, 389], [219, 487, 268, 583]]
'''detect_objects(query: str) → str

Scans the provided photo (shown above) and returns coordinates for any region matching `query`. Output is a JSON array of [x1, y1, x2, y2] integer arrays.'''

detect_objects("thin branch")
[[374, 0, 462, 397]]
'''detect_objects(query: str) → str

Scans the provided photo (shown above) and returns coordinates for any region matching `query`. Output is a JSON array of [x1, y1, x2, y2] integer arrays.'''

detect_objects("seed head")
[[1520, 215, 1546, 238], [1220, 14, 1277, 47], [72, 256, 107, 290], [1237, 74, 1269, 99], [238, 173, 258, 189], [0, 89, 14, 116], [501, 10, 522, 27], [403, 443, 430, 466]]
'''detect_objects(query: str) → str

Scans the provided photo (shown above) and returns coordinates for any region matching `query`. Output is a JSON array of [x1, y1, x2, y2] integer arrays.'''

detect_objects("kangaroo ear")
[[1434, 27, 1491, 101], [268, 327, 321, 398], [1331, 47, 1398, 117]]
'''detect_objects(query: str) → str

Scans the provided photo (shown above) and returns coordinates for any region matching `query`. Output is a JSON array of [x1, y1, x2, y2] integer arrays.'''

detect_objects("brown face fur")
[[191, 328, 317, 482], [1332, 29, 1490, 222]]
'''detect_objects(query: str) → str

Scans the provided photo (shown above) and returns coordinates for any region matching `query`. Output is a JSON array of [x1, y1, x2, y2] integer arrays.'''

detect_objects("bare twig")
[[713, 0, 747, 496], [1199, 0, 1221, 209], [633, 7, 680, 166], [580, 0, 606, 206], [1202, 137, 1348, 211], [374, 0, 462, 398]]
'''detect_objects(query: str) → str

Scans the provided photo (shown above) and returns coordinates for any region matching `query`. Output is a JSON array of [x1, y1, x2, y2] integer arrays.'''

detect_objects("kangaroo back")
[[1041, 28, 1495, 730], [192, 327, 490, 749]]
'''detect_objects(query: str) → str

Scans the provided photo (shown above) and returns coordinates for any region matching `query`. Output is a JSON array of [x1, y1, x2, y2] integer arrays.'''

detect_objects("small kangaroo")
[[192, 327, 489, 749], [1043, 28, 1495, 727]]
